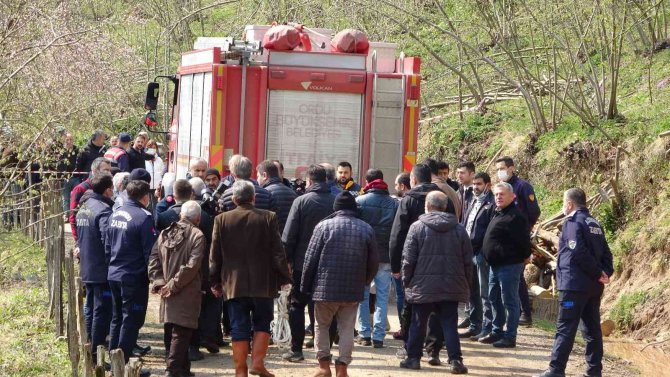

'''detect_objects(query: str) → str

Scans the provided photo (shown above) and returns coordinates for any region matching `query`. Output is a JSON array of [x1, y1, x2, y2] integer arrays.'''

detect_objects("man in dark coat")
[[460, 172, 500, 342], [257, 159, 297, 233], [220, 155, 276, 212], [76, 173, 114, 364], [456, 161, 476, 223], [126, 134, 154, 172], [389, 163, 454, 355], [480, 182, 531, 348], [210, 180, 291, 377], [75, 130, 106, 179], [495, 156, 541, 326], [281, 165, 335, 362], [336, 161, 362, 194], [399, 191, 471, 373], [355, 169, 398, 348], [149, 201, 205, 377], [535, 188, 613, 377], [301, 191, 378, 377], [107, 180, 158, 367]]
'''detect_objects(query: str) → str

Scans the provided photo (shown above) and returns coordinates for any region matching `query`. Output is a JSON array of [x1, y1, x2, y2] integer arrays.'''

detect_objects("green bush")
[[609, 291, 648, 330]]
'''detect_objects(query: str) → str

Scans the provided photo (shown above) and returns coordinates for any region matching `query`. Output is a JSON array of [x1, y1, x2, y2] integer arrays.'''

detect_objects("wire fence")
[[0, 174, 110, 376]]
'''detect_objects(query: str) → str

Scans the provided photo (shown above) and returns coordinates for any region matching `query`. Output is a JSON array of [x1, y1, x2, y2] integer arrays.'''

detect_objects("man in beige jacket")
[[149, 201, 205, 377]]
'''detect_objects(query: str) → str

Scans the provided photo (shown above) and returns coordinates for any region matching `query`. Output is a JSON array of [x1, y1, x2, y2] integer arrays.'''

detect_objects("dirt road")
[[136, 295, 637, 377]]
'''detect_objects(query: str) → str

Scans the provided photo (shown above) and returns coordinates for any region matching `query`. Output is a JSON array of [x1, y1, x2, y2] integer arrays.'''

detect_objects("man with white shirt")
[[456, 161, 476, 224]]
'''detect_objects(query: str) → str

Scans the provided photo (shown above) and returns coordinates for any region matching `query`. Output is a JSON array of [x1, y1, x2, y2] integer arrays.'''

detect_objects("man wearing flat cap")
[[301, 191, 379, 377]]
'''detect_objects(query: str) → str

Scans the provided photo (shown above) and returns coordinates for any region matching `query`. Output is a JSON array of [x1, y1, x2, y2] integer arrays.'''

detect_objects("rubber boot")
[[232, 341, 249, 377], [335, 361, 348, 377], [249, 332, 274, 377], [312, 358, 332, 377]]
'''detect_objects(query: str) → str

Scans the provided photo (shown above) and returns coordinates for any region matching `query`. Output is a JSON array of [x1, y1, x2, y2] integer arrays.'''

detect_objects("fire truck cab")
[[149, 25, 421, 188]]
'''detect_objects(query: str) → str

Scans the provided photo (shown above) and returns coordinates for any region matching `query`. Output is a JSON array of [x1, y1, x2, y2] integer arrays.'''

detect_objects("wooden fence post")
[[95, 345, 107, 377], [65, 249, 80, 377], [125, 358, 142, 377], [76, 277, 94, 377], [110, 349, 126, 377]]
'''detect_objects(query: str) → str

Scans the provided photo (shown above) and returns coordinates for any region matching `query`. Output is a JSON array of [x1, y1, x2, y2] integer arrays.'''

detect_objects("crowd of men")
[[67, 129, 614, 377]]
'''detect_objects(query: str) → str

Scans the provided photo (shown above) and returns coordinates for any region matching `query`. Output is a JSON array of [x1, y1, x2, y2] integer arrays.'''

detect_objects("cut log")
[[536, 229, 560, 247], [601, 319, 615, 337], [532, 244, 557, 261], [530, 285, 553, 298], [524, 264, 541, 285], [659, 129, 670, 137]]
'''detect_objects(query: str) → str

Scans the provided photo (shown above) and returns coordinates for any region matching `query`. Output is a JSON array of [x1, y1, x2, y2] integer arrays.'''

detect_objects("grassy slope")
[[0, 232, 69, 376]]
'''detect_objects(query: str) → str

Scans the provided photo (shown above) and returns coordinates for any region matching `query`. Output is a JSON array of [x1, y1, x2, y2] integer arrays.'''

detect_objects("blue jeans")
[[357, 263, 392, 342], [489, 263, 523, 339], [227, 297, 274, 341], [476, 253, 500, 333], [392, 275, 404, 324]]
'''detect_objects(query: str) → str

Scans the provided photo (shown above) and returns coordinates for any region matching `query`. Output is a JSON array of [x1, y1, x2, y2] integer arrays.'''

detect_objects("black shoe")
[[355, 336, 372, 346], [282, 350, 304, 362], [478, 333, 503, 344], [182, 371, 195, 377], [139, 369, 151, 377], [132, 344, 151, 357], [373, 340, 384, 349], [427, 356, 441, 366], [533, 368, 566, 377], [449, 359, 468, 374], [400, 357, 421, 370], [457, 318, 470, 329], [304, 338, 314, 348], [470, 331, 489, 342], [200, 340, 220, 354], [216, 338, 229, 347], [581, 373, 601, 377], [519, 313, 533, 326], [492, 337, 516, 348], [188, 346, 204, 361], [458, 329, 479, 339]]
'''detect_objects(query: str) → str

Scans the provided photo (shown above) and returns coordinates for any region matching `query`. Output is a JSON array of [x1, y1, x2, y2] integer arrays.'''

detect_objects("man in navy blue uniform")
[[76, 173, 115, 364], [535, 188, 613, 377], [107, 180, 158, 368], [495, 156, 540, 325]]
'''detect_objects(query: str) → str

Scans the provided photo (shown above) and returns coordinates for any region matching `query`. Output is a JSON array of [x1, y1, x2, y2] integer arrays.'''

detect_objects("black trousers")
[[86, 283, 113, 361], [109, 280, 149, 363], [424, 312, 445, 357], [289, 269, 337, 352], [164, 323, 193, 375], [549, 288, 604, 376]]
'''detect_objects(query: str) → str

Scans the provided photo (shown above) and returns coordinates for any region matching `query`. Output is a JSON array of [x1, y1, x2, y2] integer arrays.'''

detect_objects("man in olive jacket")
[[210, 180, 291, 377], [149, 201, 205, 377], [399, 191, 472, 374]]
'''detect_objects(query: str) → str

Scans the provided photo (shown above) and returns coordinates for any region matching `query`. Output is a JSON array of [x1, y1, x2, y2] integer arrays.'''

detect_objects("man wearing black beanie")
[[301, 191, 379, 377]]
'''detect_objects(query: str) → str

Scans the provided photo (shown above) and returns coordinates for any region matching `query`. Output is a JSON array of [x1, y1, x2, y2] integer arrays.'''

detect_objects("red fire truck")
[[144, 25, 421, 186]]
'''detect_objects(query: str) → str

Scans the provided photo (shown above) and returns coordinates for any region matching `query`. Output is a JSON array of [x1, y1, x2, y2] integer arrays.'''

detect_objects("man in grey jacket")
[[400, 191, 472, 374]]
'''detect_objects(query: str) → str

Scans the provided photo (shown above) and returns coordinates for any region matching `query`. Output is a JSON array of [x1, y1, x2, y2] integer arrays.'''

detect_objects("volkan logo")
[[301, 81, 312, 90]]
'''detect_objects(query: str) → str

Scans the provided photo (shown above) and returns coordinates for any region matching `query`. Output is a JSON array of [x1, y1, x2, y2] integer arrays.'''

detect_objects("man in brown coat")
[[149, 201, 205, 377], [210, 180, 291, 377]]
